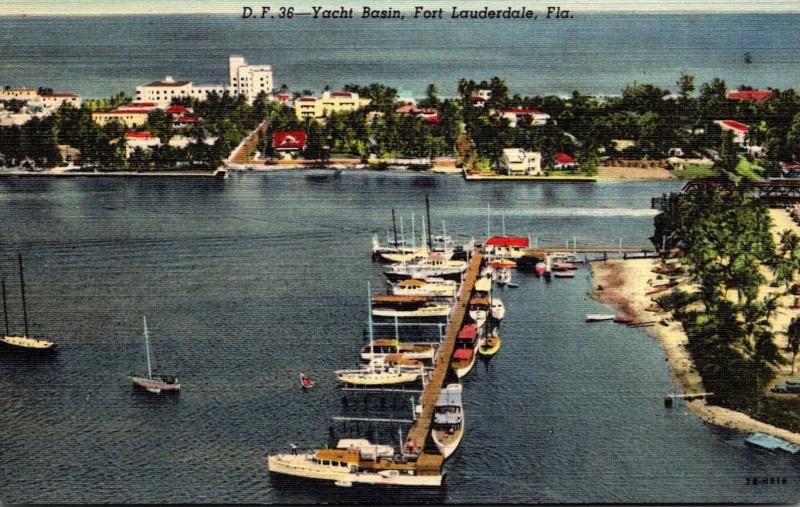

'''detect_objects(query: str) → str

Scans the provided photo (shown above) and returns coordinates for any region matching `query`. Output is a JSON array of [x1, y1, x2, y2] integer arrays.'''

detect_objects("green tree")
[[788, 317, 800, 374]]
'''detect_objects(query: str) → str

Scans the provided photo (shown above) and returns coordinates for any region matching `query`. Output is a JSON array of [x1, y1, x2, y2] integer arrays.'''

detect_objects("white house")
[[228, 55, 273, 102], [40, 92, 81, 108], [124, 131, 161, 158], [714, 120, 749, 145], [499, 148, 542, 175], [500, 107, 550, 127]]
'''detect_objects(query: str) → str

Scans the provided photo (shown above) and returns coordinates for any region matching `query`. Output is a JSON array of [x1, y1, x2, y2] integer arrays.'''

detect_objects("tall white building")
[[228, 55, 273, 102]]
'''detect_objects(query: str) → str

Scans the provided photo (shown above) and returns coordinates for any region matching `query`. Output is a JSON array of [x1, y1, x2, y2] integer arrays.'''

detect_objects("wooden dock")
[[405, 251, 483, 453]]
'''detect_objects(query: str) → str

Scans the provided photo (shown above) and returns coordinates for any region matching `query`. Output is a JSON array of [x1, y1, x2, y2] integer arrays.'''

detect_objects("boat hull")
[[477, 337, 501, 356], [451, 353, 476, 378], [1, 335, 56, 351], [336, 371, 421, 386], [130, 376, 181, 393], [432, 426, 464, 459], [373, 306, 451, 319], [267, 454, 443, 487]]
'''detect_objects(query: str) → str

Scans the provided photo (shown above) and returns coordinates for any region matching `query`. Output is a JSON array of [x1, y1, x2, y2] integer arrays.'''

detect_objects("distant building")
[[471, 96, 486, 107], [726, 90, 773, 102], [40, 92, 81, 108], [273, 131, 307, 152], [294, 91, 371, 121], [275, 93, 293, 107], [124, 131, 161, 158], [396, 105, 440, 124], [499, 148, 542, 175], [475, 89, 491, 101], [715, 120, 749, 145], [500, 107, 550, 127], [135, 76, 226, 108], [553, 152, 576, 170], [92, 103, 156, 127], [0, 88, 38, 101], [228, 55, 273, 102]]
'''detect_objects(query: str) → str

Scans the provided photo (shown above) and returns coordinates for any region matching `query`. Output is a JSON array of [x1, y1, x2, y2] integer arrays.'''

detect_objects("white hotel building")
[[135, 56, 273, 107], [228, 55, 273, 102]]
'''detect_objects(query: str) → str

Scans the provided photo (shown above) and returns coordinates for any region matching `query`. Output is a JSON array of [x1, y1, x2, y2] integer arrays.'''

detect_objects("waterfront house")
[[715, 120, 749, 145], [726, 90, 773, 102], [294, 91, 371, 121], [124, 131, 161, 158], [273, 131, 307, 152], [396, 105, 440, 124], [553, 152, 576, 170], [499, 148, 542, 175], [500, 107, 550, 127], [92, 107, 151, 128]]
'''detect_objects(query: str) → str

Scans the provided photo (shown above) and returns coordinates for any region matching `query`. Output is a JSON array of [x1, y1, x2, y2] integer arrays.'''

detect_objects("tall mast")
[[486, 203, 491, 239], [425, 195, 433, 251], [367, 282, 374, 348], [442, 220, 446, 238], [1, 278, 8, 336], [411, 213, 416, 250], [421, 214, 427, 252], [143, 316, 153, 380], [502, 213, 506, 236], [399, 216, 405, 249], [391, 209, 398, 247], [18, 253, 29, 338]]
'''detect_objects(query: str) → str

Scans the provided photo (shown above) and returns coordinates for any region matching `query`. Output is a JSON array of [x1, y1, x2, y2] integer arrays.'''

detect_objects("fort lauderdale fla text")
[[242, 6, 575, 20]]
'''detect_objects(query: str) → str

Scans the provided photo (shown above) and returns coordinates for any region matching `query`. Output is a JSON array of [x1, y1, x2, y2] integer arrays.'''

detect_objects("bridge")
[[652, 177, 800, 209]]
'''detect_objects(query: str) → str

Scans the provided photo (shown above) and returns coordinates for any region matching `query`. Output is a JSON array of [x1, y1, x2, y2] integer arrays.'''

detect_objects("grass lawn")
[[678, 164, 718, 179]]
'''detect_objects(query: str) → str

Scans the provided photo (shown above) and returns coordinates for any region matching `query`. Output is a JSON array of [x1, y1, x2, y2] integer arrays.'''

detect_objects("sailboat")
[[0, 253, 56, 352], [301, 373, 314, 390], [130, 316, 181, 394]]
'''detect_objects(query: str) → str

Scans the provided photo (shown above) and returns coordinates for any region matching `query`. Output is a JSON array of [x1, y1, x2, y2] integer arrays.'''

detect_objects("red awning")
[[457, 324, 477, 340], [452, 348, 474, 360], [484, 236, 529, 248]]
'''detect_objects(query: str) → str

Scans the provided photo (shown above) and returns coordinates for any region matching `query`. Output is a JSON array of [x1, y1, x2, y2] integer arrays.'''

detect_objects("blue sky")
[[3, 0, 798, 15]]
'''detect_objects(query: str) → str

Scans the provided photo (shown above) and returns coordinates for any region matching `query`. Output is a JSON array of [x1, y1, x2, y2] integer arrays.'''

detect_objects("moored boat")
[[371, 295, 451, 319], [335, 357, 423, 386], [468, 296, 490, 329], [490, 298, 505, 321], [361, 338, 436, 361], [384, 254, 468, 282], [586, 314, 615, 322], [431, 384, 464, 459], [477, 328, 501, 356], [451, 324, 478, 378], [389, 278, 458, 298], [553, 270, 576, 278], [267, 445, 444, 487]]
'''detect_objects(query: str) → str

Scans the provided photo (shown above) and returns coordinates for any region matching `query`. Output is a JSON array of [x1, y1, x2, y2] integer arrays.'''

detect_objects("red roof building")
[[273, 131, 307, 151], [484, 236, 529, 248], [500, 107, 545, 115], [175, 114, 200, 124], [330, 92, 352, 98], [726, 90, 773, 102], [125, 130, 154, 139], [719, 120, 749, 132], [554, 152, 577, 169], [164, 105, 190, 115]]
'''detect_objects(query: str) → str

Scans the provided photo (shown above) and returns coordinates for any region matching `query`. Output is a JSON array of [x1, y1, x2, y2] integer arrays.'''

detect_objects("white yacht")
[[372, 295, 452, 319], [390, 278, 458, 298], [468, 296, 490, 329], [267, 440, 444, 487], [431, 384, 464, 459], [360, 338, 436, 361], [335, 357, 423, 386], [384, 254, 468, 282]]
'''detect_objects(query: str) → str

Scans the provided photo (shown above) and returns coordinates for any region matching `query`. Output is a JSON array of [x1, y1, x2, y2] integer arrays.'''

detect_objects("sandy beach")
[[598, 165, 676, 180], [591, 234, 800, 444]]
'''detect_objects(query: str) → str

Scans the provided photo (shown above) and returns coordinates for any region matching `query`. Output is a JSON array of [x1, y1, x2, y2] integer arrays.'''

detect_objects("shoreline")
[[591, 257, 800, 445]]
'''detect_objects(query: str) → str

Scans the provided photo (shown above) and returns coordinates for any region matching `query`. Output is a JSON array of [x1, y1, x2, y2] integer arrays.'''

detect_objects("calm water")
[[0, 172, 798, 504], [1, 13, 799, 98]]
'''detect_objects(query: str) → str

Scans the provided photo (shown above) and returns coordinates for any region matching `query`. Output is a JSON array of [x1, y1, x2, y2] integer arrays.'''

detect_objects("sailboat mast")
[[487, 203, 491, 239], [391, 209, 398, 247], [367, 282, 374, 347], [18, 253, 29, 338], [1, 278, 8, 336], [502, 213, 506, 236], [143, 316, 153, 380], [425, 195, 433, 251], [399, 216, 405, 249], [411, 213, 415, 250]]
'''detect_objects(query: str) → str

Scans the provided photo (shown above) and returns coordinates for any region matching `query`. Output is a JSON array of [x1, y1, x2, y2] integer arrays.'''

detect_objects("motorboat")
[[431, 384, 464, 459], [468, 296, 490, 329], [553, 270, 576, 278], [371, 295, 451, 319], [586, 314, 615, 322], [335, 357, 423, 386], [477, 328, 501, 356], [451, 324, 478, 378], [390, 278, 458, 298], [496, 268, 512, 285], [301, 373, 314, 389], [384, 254, 468, 282], [490, 298, 505, 321], [267, 443, 444, 487], [360, 338, 436, 361]]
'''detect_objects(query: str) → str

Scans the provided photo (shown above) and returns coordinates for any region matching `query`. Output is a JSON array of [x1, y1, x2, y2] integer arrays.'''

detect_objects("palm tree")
[[787, 317, 800, 374]]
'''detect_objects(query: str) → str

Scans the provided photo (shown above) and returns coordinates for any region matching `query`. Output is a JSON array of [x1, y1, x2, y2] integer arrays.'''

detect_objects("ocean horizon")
[[1, 13, 798, 99]]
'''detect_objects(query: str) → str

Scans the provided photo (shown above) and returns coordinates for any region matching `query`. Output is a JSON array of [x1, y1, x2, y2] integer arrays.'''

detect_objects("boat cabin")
[[313, 449, 360, 471], [450, 347, 475, 367], [372, 295, 429, 310]]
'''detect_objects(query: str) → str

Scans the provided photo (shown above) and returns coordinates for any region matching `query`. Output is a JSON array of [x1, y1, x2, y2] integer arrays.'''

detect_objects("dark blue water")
[[0, 172, 797, 503], [1, 13, 798, 98]]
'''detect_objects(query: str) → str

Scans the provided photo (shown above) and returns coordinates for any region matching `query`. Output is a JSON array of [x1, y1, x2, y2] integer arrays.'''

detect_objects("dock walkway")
[[406, 251, 483, 452]]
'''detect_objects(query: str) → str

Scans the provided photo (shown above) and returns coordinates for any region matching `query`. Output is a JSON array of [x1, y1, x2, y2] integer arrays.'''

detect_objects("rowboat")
[[586, 314, 615, 322]]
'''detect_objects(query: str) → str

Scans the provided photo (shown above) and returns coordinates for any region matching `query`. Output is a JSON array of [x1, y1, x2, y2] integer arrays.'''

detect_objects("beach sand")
[[598, 165, 676, 180], [591, 250, 800, 445]]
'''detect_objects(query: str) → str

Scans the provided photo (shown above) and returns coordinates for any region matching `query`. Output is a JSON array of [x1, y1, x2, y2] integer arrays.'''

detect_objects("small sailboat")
[[585, 314, 615, 322], [431, 384, 464, 459], [0, 253, 56, 352], [301, 373, 314, 390], [130, 316, 181, 394]]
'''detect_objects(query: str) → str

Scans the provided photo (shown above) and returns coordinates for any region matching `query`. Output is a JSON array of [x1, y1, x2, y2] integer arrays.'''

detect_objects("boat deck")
[[405, 252, 483, 454]]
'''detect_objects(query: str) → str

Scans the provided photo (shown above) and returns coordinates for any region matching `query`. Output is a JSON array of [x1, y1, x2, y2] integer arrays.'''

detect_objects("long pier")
[[405, 251, 484, 453]]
